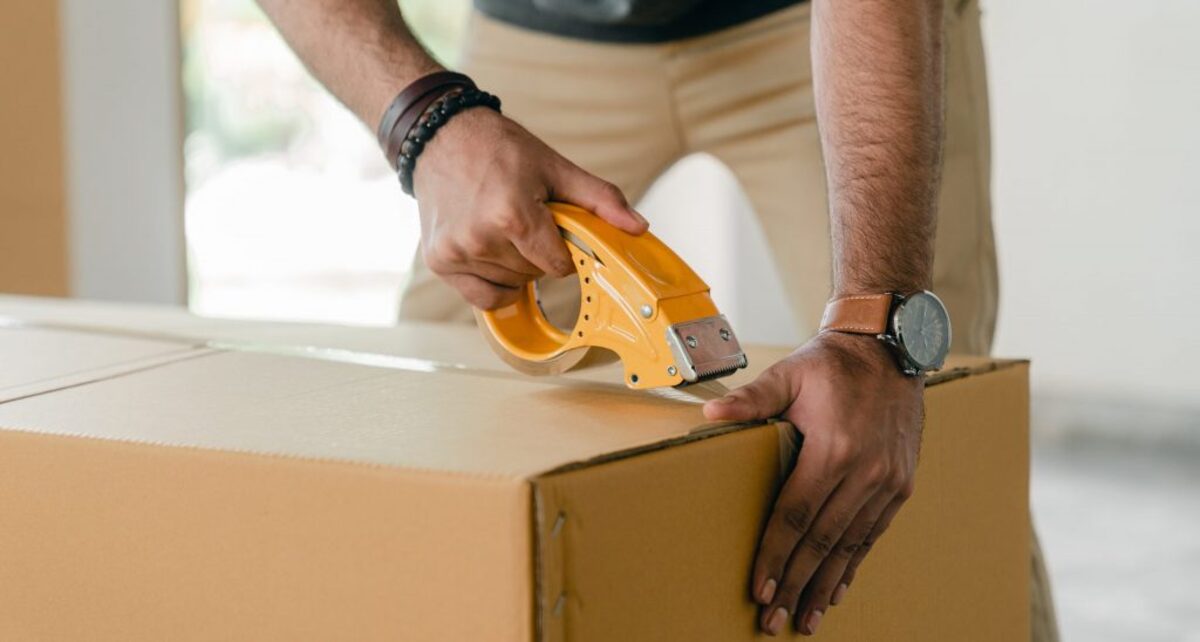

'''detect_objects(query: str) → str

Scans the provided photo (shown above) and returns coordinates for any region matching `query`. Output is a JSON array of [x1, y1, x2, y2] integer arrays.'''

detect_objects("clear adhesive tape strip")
[[0, 316, 710, 405]]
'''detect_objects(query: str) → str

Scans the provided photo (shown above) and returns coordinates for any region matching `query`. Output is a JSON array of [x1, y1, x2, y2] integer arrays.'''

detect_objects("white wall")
[[647, 1, 1200, 410], [83, 0, 1195, 407], [59, 0, 186, 304], [986, 0, 1200, 406], [639, 156, 801, 349]]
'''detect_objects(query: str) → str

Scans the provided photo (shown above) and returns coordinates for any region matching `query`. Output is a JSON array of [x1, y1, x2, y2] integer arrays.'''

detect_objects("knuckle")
[[843, 520, 877, 557], [803, 531, 836, 557], [838, 539, 862, 558], [780, 504, 814, 534], [462, 289, 491, 309], [598, 181, 626, 204], [426, 254, 451, 275], [865, 461, 892, 488], [897, 478, 917, 500], [496, 209, 529, 237], [460, 233, 491, 259], [425, 250, 455, 275], [474, 287, 507, 310], [773, 579, 805, 608], [547, 249, 573, 275], [428, 236, 464, 266], [828, 438, 859, 469]]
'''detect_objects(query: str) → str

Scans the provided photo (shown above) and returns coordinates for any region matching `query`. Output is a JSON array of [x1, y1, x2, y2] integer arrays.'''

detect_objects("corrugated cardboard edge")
[[0, 318, 1028, 642], [527, 359, 1031, 642], [0, 319, 1027, 484], [926, 357, 1027, 386], [0, 427, 535, 641]]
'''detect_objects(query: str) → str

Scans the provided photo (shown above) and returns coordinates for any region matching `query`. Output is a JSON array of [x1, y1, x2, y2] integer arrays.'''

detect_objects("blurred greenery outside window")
[[180, 0, 470, 325]]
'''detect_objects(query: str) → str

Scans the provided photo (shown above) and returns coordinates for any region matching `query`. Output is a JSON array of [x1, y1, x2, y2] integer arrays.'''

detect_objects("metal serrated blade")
[[665, 314, 748, 384]]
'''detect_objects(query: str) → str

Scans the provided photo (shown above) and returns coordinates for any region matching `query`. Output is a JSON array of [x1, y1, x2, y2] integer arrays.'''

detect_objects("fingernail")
[[758, 578, 777, 604], [630, 208, 648, 226], [805, 609, 824, 635], [766, 607, 788, 635], [712, 396, 735, 405], [831, 583, 848, 606]]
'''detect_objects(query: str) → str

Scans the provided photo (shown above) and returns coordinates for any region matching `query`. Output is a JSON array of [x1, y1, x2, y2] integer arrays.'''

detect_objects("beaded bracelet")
[[396, 88, 502, 196], [377, 71, 475, 171]]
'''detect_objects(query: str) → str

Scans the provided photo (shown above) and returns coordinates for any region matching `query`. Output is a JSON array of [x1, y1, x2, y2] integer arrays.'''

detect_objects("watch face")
[[893, 291, 951, 371]]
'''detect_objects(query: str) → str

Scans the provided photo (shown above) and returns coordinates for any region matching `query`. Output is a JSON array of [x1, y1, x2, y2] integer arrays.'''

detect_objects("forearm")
[[256, 0, 442, 127], [812, 0, 945, 296]]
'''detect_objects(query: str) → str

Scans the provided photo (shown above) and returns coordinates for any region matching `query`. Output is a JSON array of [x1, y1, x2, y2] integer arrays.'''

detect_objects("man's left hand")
[[703, 331, 924, 636]]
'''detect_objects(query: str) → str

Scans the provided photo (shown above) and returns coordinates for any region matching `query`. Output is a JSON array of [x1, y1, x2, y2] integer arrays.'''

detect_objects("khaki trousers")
[[399, 1, 998, 352], [398, 2, 1056, 640]]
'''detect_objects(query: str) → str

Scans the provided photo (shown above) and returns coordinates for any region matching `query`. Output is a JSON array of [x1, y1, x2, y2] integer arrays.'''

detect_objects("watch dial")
[[895, 291, 951, 370]]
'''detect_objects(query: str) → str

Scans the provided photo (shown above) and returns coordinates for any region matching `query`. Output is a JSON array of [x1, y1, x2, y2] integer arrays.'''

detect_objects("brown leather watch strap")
[[819, 293, 894, 335]]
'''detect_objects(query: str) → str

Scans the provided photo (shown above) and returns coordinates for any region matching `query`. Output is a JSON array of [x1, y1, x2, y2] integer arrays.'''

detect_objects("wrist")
[[820, 290, 951, 377], [411, 107, 503, 196], [376, 71, 478, 170], [395, 88, 502, 196], [816, 330, 892, 369], [830, 282, 930, 301], [818, 332, 925, 393]]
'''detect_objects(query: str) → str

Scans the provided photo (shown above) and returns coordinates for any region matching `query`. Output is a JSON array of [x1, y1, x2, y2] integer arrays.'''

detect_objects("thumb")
[[550, 161, 648, 235], [703, 365, 797, 422]]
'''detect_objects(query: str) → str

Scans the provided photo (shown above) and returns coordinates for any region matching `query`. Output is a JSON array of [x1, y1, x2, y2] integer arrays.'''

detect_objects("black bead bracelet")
[[396, 88, 502, 196]]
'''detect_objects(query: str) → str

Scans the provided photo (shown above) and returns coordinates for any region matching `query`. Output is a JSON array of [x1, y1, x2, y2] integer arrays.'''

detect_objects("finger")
[[794, 489, 893, 633], [480, 243, 546, 280], [763, 482, 871, 636], [425, 225, 542, 281], [460, 259, 540, 289], [443, 273, 522, 310], [750, 440, 840, 634], [549, 161, 648, 235], [472, 250, 544, 280], [508, 202, 575, 278], [839, 493, 906, 591], [703, 362, 797, 422]]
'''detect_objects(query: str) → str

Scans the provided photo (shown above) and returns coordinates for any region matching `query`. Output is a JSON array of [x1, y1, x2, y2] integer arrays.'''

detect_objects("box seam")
[[0, 425, 529, 484], [0, 347, 219, 405]]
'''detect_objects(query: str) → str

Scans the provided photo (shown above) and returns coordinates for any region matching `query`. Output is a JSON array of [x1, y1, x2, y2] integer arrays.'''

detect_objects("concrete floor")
[[1032, 442, 1200, 641]]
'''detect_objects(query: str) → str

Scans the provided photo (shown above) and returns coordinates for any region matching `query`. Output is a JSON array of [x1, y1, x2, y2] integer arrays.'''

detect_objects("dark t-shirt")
[[473, 0, 804, 43]]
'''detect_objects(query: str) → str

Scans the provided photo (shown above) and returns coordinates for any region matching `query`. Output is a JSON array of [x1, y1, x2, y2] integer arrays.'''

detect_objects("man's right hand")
[[411, 107, 647, 310]]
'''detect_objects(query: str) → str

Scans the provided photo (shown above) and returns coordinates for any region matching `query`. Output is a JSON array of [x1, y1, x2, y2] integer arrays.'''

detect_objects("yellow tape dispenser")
[[475, 202, 748, 392]]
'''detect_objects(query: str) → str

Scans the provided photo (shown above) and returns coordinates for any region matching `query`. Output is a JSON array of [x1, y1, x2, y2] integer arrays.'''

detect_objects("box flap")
[[0, 294, 1006, 389], [0, 324, 208, 403], [0, 347, 744, 479], [0, 296, 1019, 480], [0, 294, 503, 370]]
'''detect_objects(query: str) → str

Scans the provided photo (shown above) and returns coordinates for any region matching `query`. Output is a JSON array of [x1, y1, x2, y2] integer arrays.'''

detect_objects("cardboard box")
[[0, 296, 1029, 641]]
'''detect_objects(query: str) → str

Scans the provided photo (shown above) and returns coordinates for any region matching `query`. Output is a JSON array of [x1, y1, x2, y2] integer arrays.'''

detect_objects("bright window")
[[181, 0, 469, 325]]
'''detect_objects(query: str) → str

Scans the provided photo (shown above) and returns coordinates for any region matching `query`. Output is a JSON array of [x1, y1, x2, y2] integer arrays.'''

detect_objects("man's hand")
[[703, 331, 923, 636], [256, 0, 647, 311], [412, 107, 647, 309]]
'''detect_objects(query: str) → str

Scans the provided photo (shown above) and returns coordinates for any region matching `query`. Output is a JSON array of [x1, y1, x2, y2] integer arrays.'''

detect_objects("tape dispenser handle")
[[474, 203, 610, 371], [476, 202, 714, 386]]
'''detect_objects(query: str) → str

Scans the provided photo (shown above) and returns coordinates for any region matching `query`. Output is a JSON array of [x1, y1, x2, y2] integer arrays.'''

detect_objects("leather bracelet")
[[377, 71, 475, 170], [388, 89, 452, 169], [397, 88, 502, 196]]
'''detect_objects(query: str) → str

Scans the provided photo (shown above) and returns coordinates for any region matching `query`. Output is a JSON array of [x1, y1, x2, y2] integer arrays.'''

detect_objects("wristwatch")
[[819, 291, 952, 376]]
